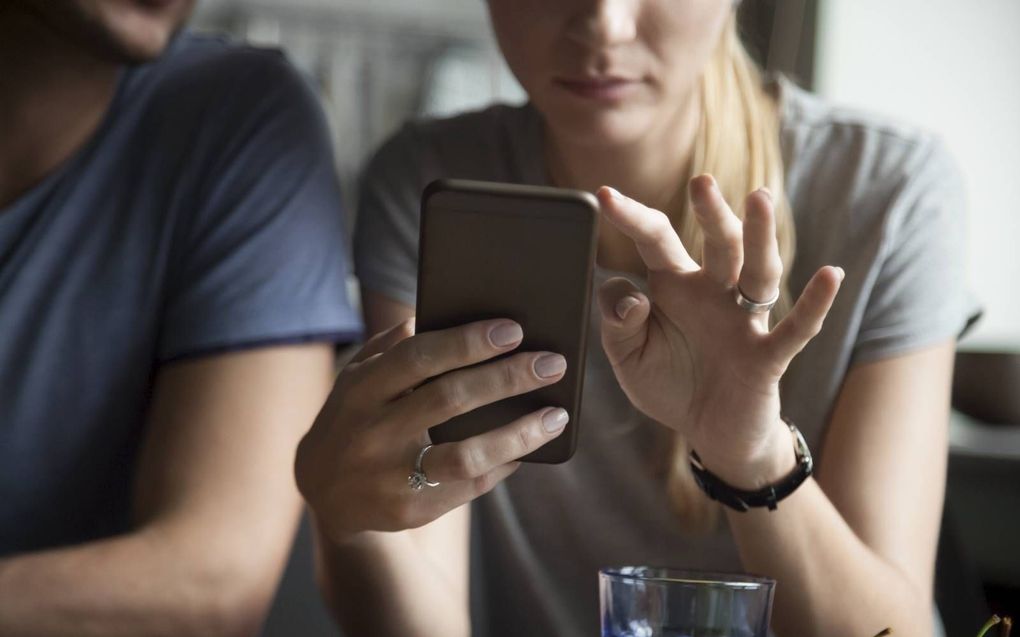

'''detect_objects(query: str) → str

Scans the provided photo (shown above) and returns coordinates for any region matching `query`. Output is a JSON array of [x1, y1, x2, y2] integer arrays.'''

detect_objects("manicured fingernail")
[[542, 408, 569, 433], [606, 186, 625, 200], [757, 186, 773, 201], [534, 353, 567, 378], [489, 322, 523, 347], [835, 266, 846, 281], [615, 295, 641, 320]]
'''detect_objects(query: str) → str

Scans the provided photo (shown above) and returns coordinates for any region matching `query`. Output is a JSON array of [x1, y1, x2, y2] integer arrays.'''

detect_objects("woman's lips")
[[554, 76, 640, 102], [136, 0, 181, 10]]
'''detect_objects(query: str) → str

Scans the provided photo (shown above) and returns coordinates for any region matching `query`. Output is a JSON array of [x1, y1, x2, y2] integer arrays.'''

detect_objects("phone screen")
[[416, 179, 598, 463]]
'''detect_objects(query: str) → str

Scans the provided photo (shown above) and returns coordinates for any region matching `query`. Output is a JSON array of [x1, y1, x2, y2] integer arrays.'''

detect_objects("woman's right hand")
[[295, 317, 569, 546]]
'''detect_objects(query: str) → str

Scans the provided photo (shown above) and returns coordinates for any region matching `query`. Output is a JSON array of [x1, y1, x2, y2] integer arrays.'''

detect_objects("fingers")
[[767, 266, 844, 363], [596, 186, 698, 272], [393, 406, 569, 529], [423, 407, 569, 483], [739, 189, 783, 307], [403, 462, 522, 530], [689, 174, 743, 286], [361, 319, 526, 402], [350, 317, 415, 364], [597, 276, 651, 368], [392, 350, 567, 434]]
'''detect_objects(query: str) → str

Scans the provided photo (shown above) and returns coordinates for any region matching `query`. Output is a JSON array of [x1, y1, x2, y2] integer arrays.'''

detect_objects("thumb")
[[598, 277, 651, 367]]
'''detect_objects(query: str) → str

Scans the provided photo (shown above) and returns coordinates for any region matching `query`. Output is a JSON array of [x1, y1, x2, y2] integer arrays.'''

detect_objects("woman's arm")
[[724, 343, 952, 637], [313, 292, 472, 637], [299, 290, 571, 637], [594, 179, 952, 637]]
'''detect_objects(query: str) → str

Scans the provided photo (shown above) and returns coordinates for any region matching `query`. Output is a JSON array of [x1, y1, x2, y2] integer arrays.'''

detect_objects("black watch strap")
[[689, 418, 813, 512]]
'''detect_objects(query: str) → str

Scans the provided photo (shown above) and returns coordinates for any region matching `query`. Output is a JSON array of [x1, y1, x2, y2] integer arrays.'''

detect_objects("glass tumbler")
[[599, 567, 775, 637]]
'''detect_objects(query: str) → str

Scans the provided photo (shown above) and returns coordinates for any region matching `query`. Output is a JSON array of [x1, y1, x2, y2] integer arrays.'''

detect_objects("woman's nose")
[[565, 0, 639, 48]]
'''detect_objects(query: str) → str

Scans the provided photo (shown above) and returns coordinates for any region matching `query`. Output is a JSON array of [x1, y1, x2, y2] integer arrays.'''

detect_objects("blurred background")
[[187, 0, 1020, 634]]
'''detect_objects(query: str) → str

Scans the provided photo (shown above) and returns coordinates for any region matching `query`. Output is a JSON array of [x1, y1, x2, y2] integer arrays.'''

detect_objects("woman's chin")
[[539, 101, 660, 150], [542, 108, 652, 151]]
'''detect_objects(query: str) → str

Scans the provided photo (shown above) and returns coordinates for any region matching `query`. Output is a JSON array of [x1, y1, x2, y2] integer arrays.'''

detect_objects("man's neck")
[[0, 7, 120, 208], [543, 93, 701, 272]]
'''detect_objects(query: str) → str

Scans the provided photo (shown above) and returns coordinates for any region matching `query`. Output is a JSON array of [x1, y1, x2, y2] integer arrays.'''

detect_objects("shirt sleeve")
[[352, 123, 431, 309], [157, 51, 362, 362], [852, 136, 983, 364]]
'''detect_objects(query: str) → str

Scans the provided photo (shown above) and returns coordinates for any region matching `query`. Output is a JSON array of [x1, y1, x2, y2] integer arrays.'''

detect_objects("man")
[[0, 1, 361, 634]]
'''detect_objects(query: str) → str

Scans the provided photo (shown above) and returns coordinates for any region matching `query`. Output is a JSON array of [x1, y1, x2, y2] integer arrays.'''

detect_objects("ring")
[[408, 444, 440, 491], [734, 286, 779, 314]]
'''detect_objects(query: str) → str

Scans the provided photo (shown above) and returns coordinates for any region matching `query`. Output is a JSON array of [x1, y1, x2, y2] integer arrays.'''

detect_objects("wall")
[[815, 0, 1020, 350]]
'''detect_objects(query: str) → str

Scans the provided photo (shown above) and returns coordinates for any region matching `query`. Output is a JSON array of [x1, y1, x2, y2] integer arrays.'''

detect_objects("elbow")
[[197, 585, 272, 637], [169, 557, 280, 637]]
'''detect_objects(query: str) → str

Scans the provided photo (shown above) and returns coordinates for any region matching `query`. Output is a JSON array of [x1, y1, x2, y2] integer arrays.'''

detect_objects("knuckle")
[[517, 424, 537, 454], [450, 444, 482, 480], [722, 224, 743, 246], [391, 497, 419, 530], [432, 379, 466, 416], [407, 342, 434, 375], [449, 325, 477, 362], [472, 471, 498, 496], [760, 259, 783, 283], [501, 357, 522, 389], [806, 317, 824, 339], [650, 213, 675, 242]]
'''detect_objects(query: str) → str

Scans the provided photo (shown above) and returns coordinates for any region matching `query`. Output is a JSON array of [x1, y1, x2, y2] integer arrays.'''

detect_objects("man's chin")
[[95, 27, 177, 64], [85, 7, 188, 64], [28, 0, 193, 65]]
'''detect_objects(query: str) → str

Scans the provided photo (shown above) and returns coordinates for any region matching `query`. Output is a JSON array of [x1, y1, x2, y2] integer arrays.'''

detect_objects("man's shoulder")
[[151, 32, 292, 85], [121, 32, 315, 124]]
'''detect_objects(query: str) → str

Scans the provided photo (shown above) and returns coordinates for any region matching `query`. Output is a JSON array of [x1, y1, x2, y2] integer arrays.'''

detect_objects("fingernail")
[[615, 295, 641, 320], [534, 353, 567, 378], [757, 186, 773, 201], [606, 186, 625, 200], [542, 408, 569, 433], [702, 174, 718, 191], [489, 322, 523, 347], [835, 266, 846, 281]]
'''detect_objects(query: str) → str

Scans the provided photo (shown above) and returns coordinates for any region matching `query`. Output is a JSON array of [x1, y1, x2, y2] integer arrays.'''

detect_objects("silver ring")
[[408, 444, 440, 491], [734, 286, 779, 314]]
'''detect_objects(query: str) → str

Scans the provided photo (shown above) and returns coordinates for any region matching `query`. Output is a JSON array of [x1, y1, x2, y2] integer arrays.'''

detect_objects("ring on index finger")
[[734, 286, 780, 314], [408, 444, 441, 491]]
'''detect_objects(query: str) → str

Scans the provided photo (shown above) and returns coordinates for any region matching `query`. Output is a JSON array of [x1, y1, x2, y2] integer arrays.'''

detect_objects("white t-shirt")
[[353, 79, 979, 637]]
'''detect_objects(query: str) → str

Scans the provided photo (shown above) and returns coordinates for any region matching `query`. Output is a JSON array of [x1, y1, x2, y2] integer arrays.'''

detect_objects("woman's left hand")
[[596, 176, 843, 487]]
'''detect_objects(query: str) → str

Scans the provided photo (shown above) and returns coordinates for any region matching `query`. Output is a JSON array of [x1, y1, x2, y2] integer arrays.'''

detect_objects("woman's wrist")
[[691, 416, 798, 491]]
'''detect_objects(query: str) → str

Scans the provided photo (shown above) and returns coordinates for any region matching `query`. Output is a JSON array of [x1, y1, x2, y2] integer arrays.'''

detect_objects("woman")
[[296, 1, 979, 635]]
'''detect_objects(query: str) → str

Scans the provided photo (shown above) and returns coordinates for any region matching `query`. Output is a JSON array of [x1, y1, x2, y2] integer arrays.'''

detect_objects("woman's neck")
[[543, 93, 701, 272], [543, 94, 700, 213]]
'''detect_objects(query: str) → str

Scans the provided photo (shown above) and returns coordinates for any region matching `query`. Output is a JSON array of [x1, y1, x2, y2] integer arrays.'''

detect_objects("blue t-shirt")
[[0, 33, 361, 554]]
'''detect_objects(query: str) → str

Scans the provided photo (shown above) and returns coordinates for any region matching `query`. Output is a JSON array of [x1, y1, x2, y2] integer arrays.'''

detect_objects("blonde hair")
[[663, 15, 796, 532]]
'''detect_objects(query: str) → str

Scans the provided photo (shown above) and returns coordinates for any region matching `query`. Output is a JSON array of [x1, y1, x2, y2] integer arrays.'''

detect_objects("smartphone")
[[416, 179, 599, 464]]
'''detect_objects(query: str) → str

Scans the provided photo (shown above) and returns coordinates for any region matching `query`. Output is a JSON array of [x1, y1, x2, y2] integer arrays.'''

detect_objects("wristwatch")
[[689, 417, 813, 512]]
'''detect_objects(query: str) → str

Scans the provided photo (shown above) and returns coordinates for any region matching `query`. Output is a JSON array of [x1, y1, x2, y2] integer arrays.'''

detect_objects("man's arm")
[[0, 344, 334, 637]]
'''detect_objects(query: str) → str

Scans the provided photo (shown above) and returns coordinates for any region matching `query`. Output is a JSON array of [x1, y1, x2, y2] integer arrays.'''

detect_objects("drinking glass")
[[599, 567, 775, 637]]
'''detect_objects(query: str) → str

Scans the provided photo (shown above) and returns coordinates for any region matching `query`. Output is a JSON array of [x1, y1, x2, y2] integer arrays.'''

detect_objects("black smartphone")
[[416, 179, 599, 464]]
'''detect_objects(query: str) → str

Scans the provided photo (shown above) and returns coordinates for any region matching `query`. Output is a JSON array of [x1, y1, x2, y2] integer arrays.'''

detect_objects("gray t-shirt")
[[0, 33, 361, 554], [353, 81, 980, 636]]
